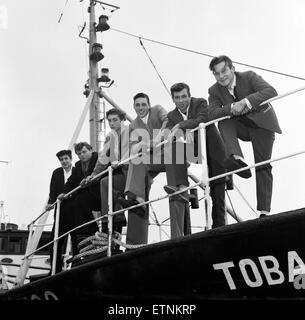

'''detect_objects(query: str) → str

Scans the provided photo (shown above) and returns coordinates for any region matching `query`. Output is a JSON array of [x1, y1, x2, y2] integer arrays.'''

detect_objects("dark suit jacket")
[[64, 152, 99, 195], [48, 167, 74, 204], [167, 97, 226, 176], [208, 71, 282, 133]]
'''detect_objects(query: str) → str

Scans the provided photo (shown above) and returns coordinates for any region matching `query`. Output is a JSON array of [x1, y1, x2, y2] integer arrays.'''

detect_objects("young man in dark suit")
[[47, 150, 73, 208], [54, 142, 100, 272], [60, 142, 100, 240], [165, 82, 227, 229], [208, 55, 282, 218], [47, 149, 74, 273]]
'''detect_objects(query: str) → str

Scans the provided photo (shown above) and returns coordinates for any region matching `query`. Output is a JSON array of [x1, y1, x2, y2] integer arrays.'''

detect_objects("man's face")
[[212, 61, 235, 88], [76, 146, 93, 163], [172, 88, 191, 113], [107, 114, 122, 132], [59, 155, 72, 169], [134, 97, 150, 118]]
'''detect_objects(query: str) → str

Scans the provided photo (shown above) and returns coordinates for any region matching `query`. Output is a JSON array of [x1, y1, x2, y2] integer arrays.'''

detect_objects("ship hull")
[[1, 208, 305, 300]]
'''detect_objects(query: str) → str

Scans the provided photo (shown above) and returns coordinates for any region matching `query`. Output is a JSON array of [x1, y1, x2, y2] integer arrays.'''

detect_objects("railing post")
[[51, 200, 61, 275], [27, 223, 34, 246], [199, 123, 212, 230], [107, 166, 113, 257]]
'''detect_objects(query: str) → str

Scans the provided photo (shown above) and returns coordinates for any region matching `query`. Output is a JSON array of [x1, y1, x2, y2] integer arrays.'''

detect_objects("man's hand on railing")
[[57, 193, 65, 201], [80, 175, 93, 188], [131, 140, 151, 155], [111, 161, 120, 169], [168, 124, 182, 143], [231, 100, 249, 116], [152, 134, 163, 148]]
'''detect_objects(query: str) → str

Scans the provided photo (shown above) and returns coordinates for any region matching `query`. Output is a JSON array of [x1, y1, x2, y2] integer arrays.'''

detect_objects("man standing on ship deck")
[[208, 55, 282, 218]]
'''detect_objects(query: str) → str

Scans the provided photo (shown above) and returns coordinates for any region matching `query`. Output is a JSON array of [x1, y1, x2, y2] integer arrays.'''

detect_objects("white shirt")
[[229, 74, 252, 110], [177, 104, 190, 120], [63, 167, 72, 183], [140, 113, 149, 124]]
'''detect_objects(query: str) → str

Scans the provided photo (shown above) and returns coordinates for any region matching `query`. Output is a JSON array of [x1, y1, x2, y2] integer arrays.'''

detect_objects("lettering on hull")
[[213, 250, 305, 290]]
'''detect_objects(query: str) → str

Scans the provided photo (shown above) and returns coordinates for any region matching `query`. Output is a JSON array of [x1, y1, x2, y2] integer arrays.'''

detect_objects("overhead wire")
[[139, 38, 171, 98], [111, 28, 305, 82], [79, 1, 90, 73], [58, 0, 69, 23]]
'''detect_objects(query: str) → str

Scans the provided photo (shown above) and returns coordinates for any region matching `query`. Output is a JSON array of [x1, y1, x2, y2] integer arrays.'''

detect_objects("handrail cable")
[[25, 85, 305, 260], [24, 146, 305, 259]]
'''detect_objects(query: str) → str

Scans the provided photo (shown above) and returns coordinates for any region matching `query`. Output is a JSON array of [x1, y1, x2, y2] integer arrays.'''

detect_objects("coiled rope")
[[69, 231, 147, 263]]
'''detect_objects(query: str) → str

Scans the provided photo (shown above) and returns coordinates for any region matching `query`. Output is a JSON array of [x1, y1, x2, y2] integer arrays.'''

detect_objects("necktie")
[[118, 135, 121, 161], [233, 87, 238, 101]]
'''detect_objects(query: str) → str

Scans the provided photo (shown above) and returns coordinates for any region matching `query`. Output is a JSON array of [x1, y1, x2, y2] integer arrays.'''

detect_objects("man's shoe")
[[117, 197, 145, 212], [224, 156, 252, 179], [259, 210, 270, 218], [163, 185, 189, 202]]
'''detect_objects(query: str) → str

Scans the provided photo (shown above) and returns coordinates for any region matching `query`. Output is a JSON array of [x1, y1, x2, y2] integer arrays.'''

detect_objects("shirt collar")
[[177, 103, 190, 118]]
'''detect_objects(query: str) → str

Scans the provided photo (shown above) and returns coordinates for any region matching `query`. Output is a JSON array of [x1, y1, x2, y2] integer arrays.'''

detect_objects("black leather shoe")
[[163, 185, 189, 202], [117, 197, 145, 212], [224, 156, 252, 179], [259, 213, 267, 218]]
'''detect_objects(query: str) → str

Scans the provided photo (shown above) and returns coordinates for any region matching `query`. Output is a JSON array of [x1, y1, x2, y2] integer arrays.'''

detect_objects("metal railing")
[[23, 116, 305, 276], [22, 83, 305, 277]]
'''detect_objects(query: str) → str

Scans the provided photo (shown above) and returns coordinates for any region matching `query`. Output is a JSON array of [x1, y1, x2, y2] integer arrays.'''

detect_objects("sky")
[[1, 0, 305, 241]]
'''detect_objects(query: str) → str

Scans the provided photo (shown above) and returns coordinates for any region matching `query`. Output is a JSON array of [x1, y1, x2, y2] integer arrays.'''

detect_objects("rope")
[[69, 231, 146, 263], [139, 38, 171, 97], [111, 28, 305, 82]]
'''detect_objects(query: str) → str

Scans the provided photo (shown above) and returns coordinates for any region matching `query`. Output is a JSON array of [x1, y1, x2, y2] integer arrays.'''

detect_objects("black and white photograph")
[[1, 0, 305, 311]]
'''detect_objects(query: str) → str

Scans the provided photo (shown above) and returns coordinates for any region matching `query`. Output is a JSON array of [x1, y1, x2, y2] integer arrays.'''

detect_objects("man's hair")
[[74, 142, 92, 153], [106, 108, 126, 121], [56, 150, 72, 159], [170, 82, 191, 98], [133, 92, 150, 105], [209, 55, 233, 71]]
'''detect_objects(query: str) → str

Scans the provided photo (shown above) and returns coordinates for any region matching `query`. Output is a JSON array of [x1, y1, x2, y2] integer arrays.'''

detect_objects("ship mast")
[[88, 0, 100, 151], [87, 0, 119, 151]]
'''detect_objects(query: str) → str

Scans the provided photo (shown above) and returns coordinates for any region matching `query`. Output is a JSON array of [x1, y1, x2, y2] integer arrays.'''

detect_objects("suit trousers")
[[218, 118, 275, 211], [100, 169, 127, 230], [72, 188, 100, 244], [124, 144, 189, 244], [125, 143, 189, 201], [49, 199, 78, 273]]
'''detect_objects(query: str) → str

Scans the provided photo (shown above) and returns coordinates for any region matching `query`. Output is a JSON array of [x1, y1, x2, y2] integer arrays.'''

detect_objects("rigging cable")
[[139, 38, 171, 98], [111, 28, 305, 82], [79, 1, 89, 72], [225, 190, 239, 222], [58, 0, 69, 24]]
